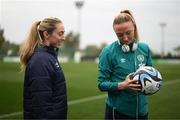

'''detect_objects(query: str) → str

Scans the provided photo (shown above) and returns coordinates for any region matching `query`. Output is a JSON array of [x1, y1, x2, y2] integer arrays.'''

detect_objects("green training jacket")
[[98, 40, 152, 117]]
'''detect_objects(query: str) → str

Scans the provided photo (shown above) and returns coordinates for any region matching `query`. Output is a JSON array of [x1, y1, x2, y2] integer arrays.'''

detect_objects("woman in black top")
[[20, 17, 67, 119]]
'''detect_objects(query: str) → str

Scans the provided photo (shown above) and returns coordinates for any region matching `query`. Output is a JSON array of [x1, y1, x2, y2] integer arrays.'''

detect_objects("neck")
[[43, 40, 50, 47]]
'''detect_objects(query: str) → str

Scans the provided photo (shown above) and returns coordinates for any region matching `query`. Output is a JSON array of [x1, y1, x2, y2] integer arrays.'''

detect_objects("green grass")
[[0, 61, 180, 119], [0, 62, 23, 115]]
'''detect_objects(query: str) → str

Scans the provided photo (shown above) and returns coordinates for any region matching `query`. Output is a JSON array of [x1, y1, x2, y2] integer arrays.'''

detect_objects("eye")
[[126, 31, 131, 35], [58, 31, 64, 36], [116, 33, 123, 38]]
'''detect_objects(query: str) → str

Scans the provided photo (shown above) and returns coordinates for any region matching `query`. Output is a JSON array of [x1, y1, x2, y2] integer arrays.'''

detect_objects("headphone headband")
[[118, 40, 137, 53]]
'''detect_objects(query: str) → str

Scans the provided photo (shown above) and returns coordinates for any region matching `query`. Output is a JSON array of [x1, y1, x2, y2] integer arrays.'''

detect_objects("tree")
[[80, 43, 107, 61], [0, 28, 5, 50], [174, 46, 180, 56], [83, 45, 100, 57], [0, 28, 5, 60], [63, 31, 79, 50], [60, 31, 80, 59], [0, 27, 19, 59]]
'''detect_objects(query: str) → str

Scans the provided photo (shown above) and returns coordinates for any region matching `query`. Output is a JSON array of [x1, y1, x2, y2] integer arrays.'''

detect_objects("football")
[[132, 66, 163, 95]]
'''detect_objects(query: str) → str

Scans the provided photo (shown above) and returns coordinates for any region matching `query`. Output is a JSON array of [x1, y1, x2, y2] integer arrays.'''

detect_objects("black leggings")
[[105, 104, 148, 120]]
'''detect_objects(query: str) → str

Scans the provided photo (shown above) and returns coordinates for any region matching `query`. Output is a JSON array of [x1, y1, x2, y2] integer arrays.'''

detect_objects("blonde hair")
[[19, 17, 62, 71], [113, 9, 139, 41]]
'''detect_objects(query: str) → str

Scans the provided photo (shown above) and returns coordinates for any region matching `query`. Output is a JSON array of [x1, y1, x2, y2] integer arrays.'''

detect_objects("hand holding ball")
[[131, 66, 163, 95]]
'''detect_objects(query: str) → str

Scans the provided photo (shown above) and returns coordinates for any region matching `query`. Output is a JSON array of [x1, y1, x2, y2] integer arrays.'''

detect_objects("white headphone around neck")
[[118, 40, 138, 53]]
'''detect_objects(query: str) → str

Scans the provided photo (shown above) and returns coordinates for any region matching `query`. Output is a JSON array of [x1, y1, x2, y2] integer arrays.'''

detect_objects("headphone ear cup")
[[122, 44, 130, 53], [132, 43, 137, 51]]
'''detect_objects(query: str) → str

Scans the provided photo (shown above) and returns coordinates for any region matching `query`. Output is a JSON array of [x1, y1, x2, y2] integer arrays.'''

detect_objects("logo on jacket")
[[120, 58, 126, 63], [137, 55, 144, 63], [137, 55, 145, 67], [55, 62, 60, 68]]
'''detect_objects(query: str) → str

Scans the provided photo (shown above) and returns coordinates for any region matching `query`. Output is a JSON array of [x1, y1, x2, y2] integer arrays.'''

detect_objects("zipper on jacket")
[[136, 92, 139, 120], [134, 50, 139, 120]]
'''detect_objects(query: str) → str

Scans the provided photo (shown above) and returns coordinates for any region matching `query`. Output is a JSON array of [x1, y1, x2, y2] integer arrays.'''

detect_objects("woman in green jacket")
[[98, 9, 152, 120]]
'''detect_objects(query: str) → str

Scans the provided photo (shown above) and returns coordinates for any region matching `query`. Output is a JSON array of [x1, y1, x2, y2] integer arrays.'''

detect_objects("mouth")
[[122, 41, 130, 45], [58, 40, 64, 46], [121, 39, 133, 45]]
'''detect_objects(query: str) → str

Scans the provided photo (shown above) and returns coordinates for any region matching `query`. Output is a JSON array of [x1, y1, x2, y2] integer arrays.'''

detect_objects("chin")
[[124, 42, 131, 45], [51, 45, 59, 48], [57, 44, 62, 48]]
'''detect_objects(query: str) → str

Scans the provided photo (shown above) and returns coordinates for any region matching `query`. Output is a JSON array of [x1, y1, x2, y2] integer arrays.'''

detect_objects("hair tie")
[[37, 23, 43, 41]]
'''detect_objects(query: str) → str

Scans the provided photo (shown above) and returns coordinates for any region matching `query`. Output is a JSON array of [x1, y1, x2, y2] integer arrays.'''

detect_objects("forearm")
[[98, 81, 119, 91]]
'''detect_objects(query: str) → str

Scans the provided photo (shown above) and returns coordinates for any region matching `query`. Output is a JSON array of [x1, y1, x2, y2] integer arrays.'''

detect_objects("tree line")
[[0, 27, 105, 61], [1, 27, 180, 61]]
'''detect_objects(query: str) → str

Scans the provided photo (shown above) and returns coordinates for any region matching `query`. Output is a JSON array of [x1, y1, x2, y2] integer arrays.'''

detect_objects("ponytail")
[[19, 21, 41, 71], [120, 10, 135, 24]]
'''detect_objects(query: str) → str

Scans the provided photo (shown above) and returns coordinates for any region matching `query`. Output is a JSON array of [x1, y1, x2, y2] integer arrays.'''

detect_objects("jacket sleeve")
[[28, 58, 54, 118], [139, 42, 152, 66], [98, 48, 118, 92], [146, 45, 152, 66]]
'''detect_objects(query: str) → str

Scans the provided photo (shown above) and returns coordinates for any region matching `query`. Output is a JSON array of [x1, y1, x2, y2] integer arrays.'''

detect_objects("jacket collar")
[[35, 45, 59, 57]]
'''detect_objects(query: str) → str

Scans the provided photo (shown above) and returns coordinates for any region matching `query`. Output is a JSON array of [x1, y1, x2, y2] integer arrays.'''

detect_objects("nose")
[[122, 34, 129, 42], [62, 36, 65, 41]]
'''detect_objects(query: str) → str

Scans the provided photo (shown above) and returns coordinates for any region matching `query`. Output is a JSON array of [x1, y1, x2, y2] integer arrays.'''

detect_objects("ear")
[[43, 31, 50, 39], [113, 25, 116, 31]]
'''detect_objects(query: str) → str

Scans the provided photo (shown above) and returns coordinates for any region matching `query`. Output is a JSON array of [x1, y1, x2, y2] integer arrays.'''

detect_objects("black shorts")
[[105, 104, 148, 120]]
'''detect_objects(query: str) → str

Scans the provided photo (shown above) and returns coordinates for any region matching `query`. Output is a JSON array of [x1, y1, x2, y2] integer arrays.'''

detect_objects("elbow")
[[98, 83, 106, 92]]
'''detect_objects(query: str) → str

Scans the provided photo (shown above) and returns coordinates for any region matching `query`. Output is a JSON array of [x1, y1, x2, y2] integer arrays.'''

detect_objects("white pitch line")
[[163, 79, 180, 85], [0, 112, 22, 119], [68, 94, 106, 105], [0, 94, 106, 119], [0, 79, 180, 119]]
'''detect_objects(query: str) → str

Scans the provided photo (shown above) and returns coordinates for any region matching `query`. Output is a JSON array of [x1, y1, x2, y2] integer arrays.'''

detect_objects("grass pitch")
[[0, 61, 180, 119]]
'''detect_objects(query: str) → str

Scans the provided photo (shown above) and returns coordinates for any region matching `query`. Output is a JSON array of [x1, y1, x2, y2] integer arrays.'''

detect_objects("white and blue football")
[[132, 66, 163, 95]]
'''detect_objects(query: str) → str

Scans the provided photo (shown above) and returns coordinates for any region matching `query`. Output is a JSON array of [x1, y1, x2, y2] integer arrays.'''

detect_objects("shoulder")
[[100, 41, 119, 55], [137, 42, 150, 53], [28, 51, 55, 70], [138, 42, 149, 47]]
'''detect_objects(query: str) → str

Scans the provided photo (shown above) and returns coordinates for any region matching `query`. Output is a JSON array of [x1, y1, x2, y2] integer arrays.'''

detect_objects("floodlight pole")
[[74, 0, 84, 41], [160, 22, 166, 58]]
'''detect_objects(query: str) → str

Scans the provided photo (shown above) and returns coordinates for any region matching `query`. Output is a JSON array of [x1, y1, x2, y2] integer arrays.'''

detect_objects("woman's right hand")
[[117, 73, 142, 91]]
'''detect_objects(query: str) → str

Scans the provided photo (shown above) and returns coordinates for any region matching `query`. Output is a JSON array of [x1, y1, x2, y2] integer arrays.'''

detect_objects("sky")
[[0, 0, 180, 54]]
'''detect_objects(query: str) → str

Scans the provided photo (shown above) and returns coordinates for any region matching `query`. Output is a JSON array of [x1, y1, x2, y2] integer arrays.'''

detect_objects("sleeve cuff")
[[111, 82, 119, 91]]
